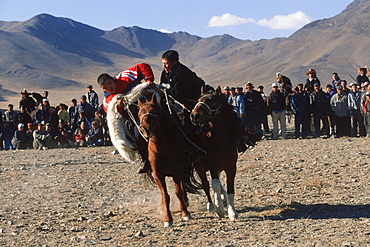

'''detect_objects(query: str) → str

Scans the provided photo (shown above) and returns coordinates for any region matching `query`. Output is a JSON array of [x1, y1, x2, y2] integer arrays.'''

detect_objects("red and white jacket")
[[103, 63, 154, 113]]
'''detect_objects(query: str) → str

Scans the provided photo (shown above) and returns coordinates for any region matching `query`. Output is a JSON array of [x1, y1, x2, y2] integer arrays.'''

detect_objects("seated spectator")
[[76, 111, 91, 129], [17, 105, 33, 126], [2, 122, 14, 150], [34, 104, 46, 125], [12, 123, 27, 149], [26, 123, 35, 149], [45, 123, 60, 148], [33, 123, 52, 150], [58, 103, 70, 124], [74, 122, 89, 147], [86, 121, 104, 147]]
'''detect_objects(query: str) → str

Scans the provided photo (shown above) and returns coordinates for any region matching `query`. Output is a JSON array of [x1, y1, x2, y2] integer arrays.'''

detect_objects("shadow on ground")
[[240, 202, 370, 220]]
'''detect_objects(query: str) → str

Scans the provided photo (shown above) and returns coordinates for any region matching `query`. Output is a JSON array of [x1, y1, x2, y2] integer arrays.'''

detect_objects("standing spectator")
[[86, 121, 104, 147], [243, 82, 264, 132], [12, 123, 27, 149], [348, 83, 366, 137], [331, 73, 342, 89], [86, 85, 99, 111], [2, 122, 14, 150], [309, 83, 330, 138], [341, 80, 350, 95], [256, 85, 270, 133], [290, 86, 309, 139], [222, 86, 230, 98], [325, 84, 337, 136], [68, 99, 78, 130], [304, 69, 321, 94], [33, 124, 51, 150], [3, 104, 18, 130], [356, 67, 369, 87], [227, 87, 236, 105], [76, 95, 95, 122], [17, 105, 33, 126], [363, 92, 370, 137], [19, 89, 36, 113], [234, 87, 245, 119], [267, 82, 286, 139], [331, 85, 350, 138]]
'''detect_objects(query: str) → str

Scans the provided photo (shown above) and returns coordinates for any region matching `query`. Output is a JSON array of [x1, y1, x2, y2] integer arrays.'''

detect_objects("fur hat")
[[306, 68, 316, 75]]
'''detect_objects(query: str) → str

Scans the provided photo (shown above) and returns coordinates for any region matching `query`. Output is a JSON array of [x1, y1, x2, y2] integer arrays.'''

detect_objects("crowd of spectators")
[[0, 85, 108, 150], [223, 67, 370, 140], [2, 67, 370, 150]]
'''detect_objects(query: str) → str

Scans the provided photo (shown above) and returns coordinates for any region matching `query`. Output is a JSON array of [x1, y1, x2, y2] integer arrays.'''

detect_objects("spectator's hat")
[[27, 123, 33, 127], [38, 123, 44, 127], [42, 98, 49, 102], [245, 81, 254, 88], [81, 95, 87, 100], [337, 85, 343, 90], [230, 87, 235, 91], [349, 82, 357, 87], [46, 123, 52, 126], [272, 82, 279, 87], [306, 68, 316, 75], [294, 86, 299, 91], [223, 86, 230, 90], [18, 123, 24, 128], [236, 86, 243, 90], [359, 67, 368, 73], [276, 72, 282, 77], [20, 89, 30, 95], [366, 91, 370, 96], [87, 85, 93, 88], [313, 82, 320, 87], [364, 81, 370, 87], [91, 120, 99, 126], [43, 91, 49, 94]]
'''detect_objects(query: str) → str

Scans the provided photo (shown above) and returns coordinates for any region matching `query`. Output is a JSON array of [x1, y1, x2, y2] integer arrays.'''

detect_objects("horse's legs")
[[196, 165, 215, 213], [211, 178, 225, 218], [180, 181, 189, 208], [173, 176, 191, 221], [225, 165, 238, 221], [153, 173, 173, 227]]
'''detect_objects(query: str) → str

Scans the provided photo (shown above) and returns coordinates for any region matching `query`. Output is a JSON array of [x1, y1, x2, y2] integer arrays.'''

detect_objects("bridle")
[[194, 100, 222, 119], [139, 112, 160, 138]]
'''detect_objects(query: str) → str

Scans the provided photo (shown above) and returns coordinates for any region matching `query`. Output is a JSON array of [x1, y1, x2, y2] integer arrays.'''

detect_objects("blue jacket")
[[290, 92, 309, 114]]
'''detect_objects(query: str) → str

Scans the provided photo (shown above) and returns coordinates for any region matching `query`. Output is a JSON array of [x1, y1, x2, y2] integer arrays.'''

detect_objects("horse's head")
[[138, 94, 160, 138], [190, 86, 223, 126]]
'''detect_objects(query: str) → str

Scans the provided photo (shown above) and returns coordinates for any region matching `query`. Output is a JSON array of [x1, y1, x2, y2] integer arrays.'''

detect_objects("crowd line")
[[223, 67, 370, 140], [1, 67, 369, 150]]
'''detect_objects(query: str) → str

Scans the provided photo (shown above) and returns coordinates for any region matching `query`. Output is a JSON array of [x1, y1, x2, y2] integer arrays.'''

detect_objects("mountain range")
[[0, 0, 369, 106]]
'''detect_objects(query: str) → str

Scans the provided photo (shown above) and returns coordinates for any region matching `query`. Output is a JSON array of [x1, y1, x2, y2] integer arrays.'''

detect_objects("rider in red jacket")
[[97, 63, 155, 173]]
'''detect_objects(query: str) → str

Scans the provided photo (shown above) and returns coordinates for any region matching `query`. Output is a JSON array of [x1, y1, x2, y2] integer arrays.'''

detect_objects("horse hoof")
[[216, 209, 225, 218], [182, 215, 192, 221], [207, 203, 216, 213], [164, 222, 172, 227], [228, 212, 239, 221], [184, 201, 189, 207]]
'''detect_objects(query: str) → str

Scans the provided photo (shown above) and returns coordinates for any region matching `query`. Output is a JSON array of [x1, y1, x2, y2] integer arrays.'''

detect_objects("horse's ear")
[[150, 93, 157, 104], [215, 86, 222, 95]]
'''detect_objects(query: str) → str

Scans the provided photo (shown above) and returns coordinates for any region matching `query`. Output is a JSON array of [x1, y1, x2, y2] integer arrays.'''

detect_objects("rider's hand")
[[147, 81, 156, 89]]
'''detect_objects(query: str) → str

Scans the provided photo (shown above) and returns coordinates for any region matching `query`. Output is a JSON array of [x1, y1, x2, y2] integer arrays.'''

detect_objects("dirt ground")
[[1, 125, 370, 246]]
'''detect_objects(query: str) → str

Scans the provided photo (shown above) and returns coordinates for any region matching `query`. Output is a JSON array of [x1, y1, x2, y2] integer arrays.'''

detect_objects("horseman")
[[97, 63, 155, 173]]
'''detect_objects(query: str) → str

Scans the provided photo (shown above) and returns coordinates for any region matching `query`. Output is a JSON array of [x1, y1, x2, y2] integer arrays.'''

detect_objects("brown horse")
[[137, 94, 202, 227], [190, 86, 239, 221]]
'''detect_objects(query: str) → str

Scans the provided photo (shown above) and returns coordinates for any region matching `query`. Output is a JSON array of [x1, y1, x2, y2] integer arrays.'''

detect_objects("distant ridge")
[[0, 0, 369, 105]]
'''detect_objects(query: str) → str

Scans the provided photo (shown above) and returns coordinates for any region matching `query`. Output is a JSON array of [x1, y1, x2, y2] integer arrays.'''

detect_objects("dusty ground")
[[1, 126, 370, 246]]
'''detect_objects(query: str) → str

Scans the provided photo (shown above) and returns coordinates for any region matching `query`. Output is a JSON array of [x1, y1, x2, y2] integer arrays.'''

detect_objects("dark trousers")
[[294, 111, 308, 138], [349, 110, 366, 137], [335, 115, 350, 137], [313, 114, 329, 137]]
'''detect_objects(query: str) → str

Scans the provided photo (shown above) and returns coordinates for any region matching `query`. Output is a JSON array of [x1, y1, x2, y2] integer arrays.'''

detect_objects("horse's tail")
[[182, 162, 203, 194]]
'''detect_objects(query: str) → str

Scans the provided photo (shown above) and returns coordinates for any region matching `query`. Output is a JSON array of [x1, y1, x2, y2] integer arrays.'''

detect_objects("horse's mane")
[[107, 83, 161, 164]]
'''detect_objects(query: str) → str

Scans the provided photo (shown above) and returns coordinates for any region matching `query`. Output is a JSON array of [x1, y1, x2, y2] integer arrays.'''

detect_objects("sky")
[[0, 0, 354, 41]]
